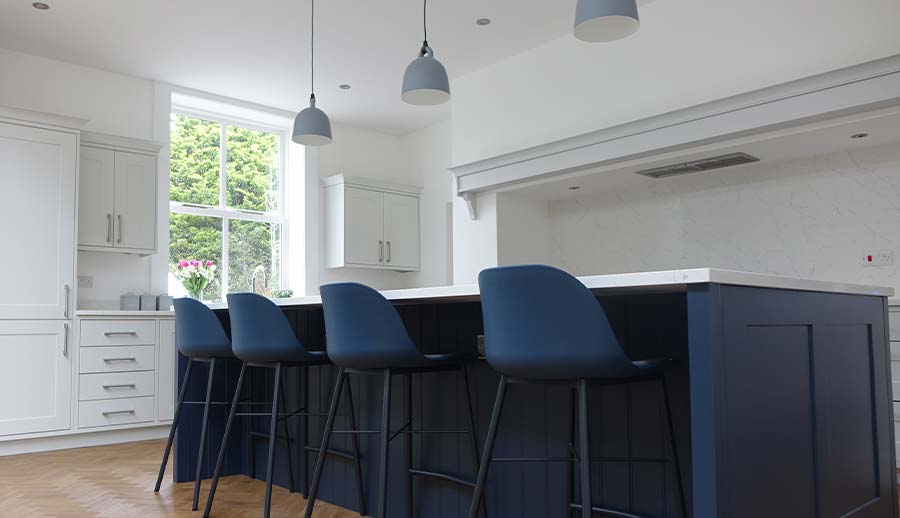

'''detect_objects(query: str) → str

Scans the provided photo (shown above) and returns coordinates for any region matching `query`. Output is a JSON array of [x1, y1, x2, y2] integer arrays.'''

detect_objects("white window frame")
[[169, 105, 290, 297]]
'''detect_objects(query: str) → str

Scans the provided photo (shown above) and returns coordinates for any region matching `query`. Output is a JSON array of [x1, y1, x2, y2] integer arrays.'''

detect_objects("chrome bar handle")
[[102, 383, 137, 389], [378, 240, 384, 263], [117, 215, 123, 243], [64, 285, 71, 319], [106, 214, 112, 243], [63, 323, 69, 357], [102, 409, 136, 416], [104, 331, 137, 337], [386, 241, 391, 263], [103, 357, 136, 362]]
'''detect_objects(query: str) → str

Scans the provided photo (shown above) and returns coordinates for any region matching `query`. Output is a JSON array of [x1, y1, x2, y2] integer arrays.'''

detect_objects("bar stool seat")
[[305, 282, 485, 518], [203, 292, 366, 518], [469, 265, 688, 518]]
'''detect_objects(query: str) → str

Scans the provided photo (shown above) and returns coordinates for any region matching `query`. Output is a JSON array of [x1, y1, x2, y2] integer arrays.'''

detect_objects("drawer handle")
[[102, 357, 137, 362], [102, 383, 137, 389], [101, 409, 136, 417], [103, 331, 138, 337]]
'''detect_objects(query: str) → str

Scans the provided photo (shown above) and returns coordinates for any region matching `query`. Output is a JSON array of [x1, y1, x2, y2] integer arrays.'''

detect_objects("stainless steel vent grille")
[[635, 152, 760, 179]]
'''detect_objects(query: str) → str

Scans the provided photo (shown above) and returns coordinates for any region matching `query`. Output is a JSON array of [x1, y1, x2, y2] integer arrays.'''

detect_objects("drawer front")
[[80, 345, 155, 374], [80, 320, 156, 347], [890, 308, 900, 341], [892, 341, 900, 362], [78, 396, 155, 429], [79, 371, 155, 401]]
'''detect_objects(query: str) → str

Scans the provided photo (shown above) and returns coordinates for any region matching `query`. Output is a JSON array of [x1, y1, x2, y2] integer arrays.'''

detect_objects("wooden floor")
[[0, 439, 357, 517]]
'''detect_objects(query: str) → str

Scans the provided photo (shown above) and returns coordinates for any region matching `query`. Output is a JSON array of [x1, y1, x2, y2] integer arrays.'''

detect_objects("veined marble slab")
[[206, 268, 893, 310]]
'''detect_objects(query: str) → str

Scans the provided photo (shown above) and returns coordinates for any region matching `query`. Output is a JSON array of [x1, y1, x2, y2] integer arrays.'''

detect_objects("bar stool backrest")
[[174, 297, 231, 358], [478, 264, 636, 380], [226, 292, 304, 361], [320, 282, 421, 368]]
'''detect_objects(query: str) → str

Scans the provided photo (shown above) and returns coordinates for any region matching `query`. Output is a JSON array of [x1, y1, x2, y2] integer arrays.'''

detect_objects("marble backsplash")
[[547, 142, 900, 294]]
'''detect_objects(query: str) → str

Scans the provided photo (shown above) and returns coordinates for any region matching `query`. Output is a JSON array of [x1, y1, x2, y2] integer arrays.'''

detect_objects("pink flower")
[[177, 260, 188, 268], [205, 260, 214, 267], [191, 260, 200, 267]]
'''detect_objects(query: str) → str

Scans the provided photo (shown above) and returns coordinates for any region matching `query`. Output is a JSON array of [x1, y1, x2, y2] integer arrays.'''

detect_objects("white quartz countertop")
[[205, 268, 893, 310]]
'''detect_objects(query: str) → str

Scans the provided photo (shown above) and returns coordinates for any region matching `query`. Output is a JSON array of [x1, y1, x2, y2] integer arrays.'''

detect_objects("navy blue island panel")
[[171, 282, 898, 518]]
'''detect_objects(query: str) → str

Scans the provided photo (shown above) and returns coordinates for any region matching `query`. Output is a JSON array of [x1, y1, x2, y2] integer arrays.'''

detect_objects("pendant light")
[[293, 0, 332, 146], [401, 0, 450, 106], [574, 0, 640, 43]]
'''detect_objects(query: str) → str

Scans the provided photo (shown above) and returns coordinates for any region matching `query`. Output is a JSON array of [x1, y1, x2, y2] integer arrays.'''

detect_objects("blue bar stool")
[[305, 282, 485, 518], [203, 293, 366, 518], [154, 297, 238, 511], [470, 265, 687, 518]]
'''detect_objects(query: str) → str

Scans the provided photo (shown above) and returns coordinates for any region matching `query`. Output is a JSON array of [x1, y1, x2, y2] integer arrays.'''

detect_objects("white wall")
[[450, 0, 900, 166], [545, 142, 900, 292]]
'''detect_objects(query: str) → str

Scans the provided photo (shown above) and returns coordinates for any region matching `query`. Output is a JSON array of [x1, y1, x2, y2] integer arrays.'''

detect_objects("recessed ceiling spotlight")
[[339, 84, 351, 90], [850, 133, 869, 139], [568, 186, 581, 190], [476, 18, 491, 26], [32, 2, 49, 10]]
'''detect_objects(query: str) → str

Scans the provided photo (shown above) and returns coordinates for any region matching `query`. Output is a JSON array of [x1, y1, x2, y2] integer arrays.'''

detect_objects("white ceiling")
[[0, 0, 618, 134], [508, 106, 900, 201]]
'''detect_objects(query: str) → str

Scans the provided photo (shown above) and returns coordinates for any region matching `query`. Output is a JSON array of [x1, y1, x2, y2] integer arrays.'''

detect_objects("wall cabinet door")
[[0, 321, 72, 436], [157, 319, 176, 422], [344, 187, 385, 266], [78, 146, 116, 248], [113, 151, 156, 251], [383, 193, 420, 270], [0, 122, 75, 320]]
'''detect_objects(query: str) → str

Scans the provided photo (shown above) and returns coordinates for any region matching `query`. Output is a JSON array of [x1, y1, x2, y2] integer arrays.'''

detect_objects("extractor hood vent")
[[635, 152, 760, 179]]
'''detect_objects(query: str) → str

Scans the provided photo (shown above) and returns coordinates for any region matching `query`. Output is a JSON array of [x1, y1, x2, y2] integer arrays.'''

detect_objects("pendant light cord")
[[423, 0, 428, 45], [310, 0, 315, 96]]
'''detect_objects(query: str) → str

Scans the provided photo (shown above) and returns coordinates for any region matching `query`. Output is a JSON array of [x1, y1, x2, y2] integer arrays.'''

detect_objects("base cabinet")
[[0, 321, 72, 437], [157, 319, 176, 422]]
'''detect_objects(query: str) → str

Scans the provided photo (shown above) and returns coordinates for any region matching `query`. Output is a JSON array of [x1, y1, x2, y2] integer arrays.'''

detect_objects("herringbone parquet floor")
[[0, 439, 356, 518]]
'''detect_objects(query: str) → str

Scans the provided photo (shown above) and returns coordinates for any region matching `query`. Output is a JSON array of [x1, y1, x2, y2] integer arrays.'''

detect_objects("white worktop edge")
[[204, 268, 892, 310], [76, 310, 175, 317]]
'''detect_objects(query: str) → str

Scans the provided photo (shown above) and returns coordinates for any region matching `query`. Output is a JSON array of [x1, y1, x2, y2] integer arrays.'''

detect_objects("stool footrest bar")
[[302, 445, 355, 461], [409, 468, 476, 489], [569, 503, 644, 518]]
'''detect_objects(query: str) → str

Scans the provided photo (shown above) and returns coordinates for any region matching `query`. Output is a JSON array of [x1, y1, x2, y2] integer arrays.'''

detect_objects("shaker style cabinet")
[[0, 321, 72, 436], [78, 132, 162, 254], [324, 174, 421, 271], [0, 118, 77, 320]]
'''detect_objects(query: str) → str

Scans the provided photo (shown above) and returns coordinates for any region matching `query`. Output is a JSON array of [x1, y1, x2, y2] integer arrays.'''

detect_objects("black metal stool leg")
[[302, 365, 310, 498], [662, 376, 688, 518], [405, 373, 414, 518], [462, 365, 488, 518], [345, 374, 367, 516], [192, 358, 217, 511], [203, 361, 247, 518], [578, 379, 592, 518], [565, 386, 576, 517], [154, 357, 193, 492], [279, 372, 296, 493], [304, 367, 347, 518], [378, 368, 393, 518], [468, 375, 508, 518], [263, 363, 282, 518]]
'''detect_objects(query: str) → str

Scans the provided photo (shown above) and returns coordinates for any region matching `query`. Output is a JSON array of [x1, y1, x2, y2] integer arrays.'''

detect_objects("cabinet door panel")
[[158, 319, 176, 421], [383, 193, 420, 269], [0, 122, 76, 319], [344, 187, 384, 266], [0, 321, 72, 436], [78, 146, 115, 248], [114, 151, 156, 251]]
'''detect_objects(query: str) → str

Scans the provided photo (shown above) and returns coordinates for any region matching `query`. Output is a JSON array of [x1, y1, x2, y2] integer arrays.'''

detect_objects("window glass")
[[225, 125, 279, 212], [169, 114, 220, 206], [228, 220, 282, 295], [168, 214, 223, 302]]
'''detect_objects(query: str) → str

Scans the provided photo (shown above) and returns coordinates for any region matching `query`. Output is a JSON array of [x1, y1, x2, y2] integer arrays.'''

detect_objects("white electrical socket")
[[77, 275, 93, 288], [862, 250, 894, 267]]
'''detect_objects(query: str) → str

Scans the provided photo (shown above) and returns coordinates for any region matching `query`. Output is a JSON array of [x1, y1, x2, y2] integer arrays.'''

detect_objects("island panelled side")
[[171, 282, 897, 518]]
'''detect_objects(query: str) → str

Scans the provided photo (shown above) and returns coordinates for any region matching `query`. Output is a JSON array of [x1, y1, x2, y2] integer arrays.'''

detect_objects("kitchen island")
[[171, 269, 897, 518]]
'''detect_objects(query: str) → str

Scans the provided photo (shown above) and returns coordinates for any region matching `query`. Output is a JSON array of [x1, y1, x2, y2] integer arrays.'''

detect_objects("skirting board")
[[0, 425, 169, 456]]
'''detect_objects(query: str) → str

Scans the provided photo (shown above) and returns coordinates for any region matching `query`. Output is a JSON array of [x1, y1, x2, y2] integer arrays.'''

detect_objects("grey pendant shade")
[[402, 0, 450, 106], [293, 94, 332, 146], [574, 0, 640, 42], [292, 0, 332, 146], [402, 44, 450, 105]]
